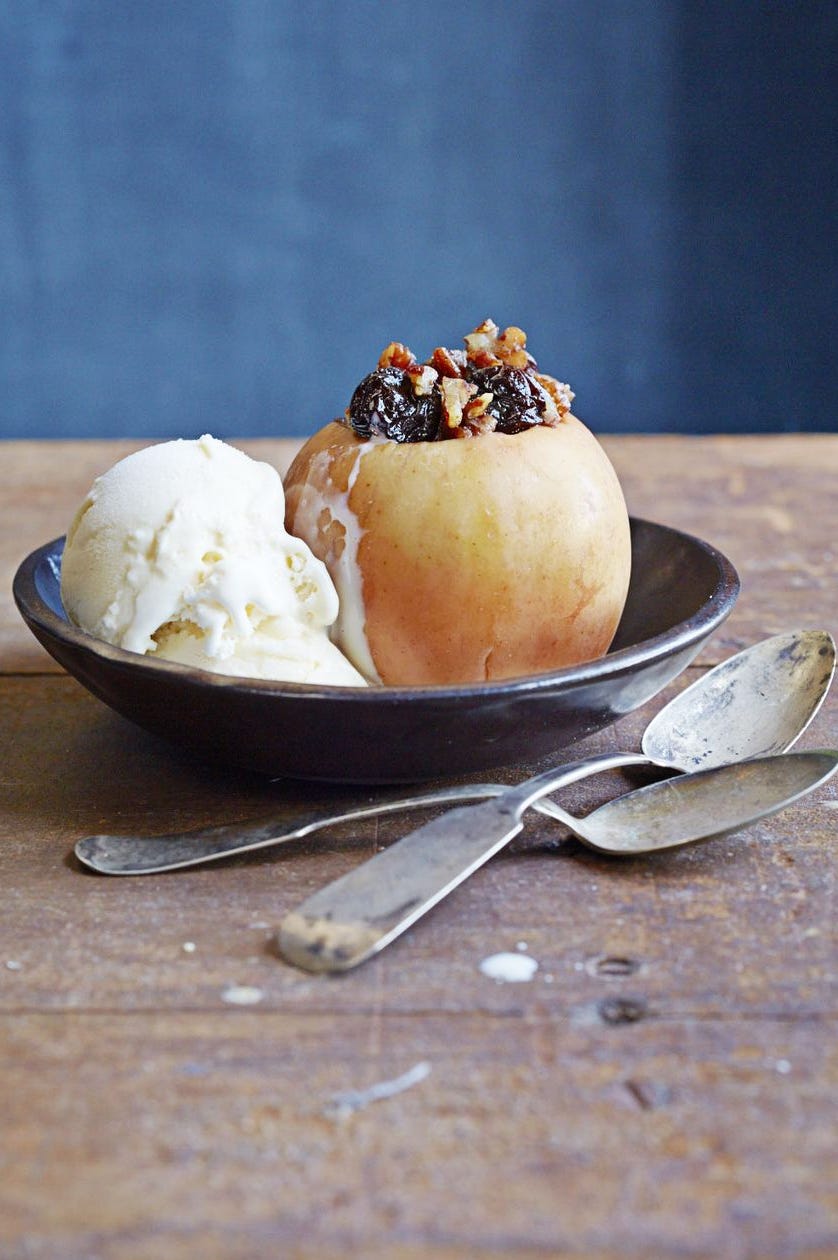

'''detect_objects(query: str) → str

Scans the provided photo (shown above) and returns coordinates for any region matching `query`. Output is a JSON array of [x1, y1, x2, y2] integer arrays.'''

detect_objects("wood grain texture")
[[1, 1013, 835, 1260], [0, 437, 836, 1259]]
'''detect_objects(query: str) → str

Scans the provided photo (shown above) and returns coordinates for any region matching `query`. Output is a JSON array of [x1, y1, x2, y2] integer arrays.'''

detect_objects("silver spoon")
[[278, 749, 838, 973], [75, 629, 834, 875]]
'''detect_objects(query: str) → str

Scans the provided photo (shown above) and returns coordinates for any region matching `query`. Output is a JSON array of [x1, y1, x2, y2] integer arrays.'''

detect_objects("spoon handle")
[[74, 785, 512, 874], [75, 753, 655, 875], [277, 752, 646, 973]]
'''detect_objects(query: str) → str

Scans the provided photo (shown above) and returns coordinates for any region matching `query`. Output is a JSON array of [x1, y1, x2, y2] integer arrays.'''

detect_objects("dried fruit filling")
[[344, 320, 575, 443]]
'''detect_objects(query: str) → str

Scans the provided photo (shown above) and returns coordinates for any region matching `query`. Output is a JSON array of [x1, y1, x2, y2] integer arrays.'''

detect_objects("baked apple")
[[284, 321, 631, 686]]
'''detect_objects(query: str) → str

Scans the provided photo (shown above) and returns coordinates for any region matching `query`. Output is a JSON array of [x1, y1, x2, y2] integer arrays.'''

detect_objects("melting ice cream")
[[60, 435, 366, 686]]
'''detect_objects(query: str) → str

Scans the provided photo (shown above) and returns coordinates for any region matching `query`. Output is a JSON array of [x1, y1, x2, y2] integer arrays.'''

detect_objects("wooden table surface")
[[1, 436, 836, 1260]]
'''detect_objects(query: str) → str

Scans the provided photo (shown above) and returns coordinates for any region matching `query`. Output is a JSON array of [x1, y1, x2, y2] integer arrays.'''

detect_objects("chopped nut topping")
[[440, 377, 478, 431], [535, 373, 575, 418], [467, 348, 503, 370], [406, 363, 439, 397], [464, 319, 502, 364], [344, 320, 574, 442], [467, 391, 495, 418], [430, 346, 466, 378], [378, 342, 416, 370], [460, 392, 498, 437], [464, 320, 537, 371], [499, 324, 527, 346], [496, 325, 537, 371]]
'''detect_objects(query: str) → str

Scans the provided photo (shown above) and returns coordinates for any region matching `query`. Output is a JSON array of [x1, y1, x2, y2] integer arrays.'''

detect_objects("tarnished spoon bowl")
[[640, 627, 835, 770]]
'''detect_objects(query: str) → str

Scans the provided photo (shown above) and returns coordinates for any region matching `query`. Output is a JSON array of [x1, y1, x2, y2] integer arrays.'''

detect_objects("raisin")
[[466, 366, 548, 434], [347, 367, 442, 443]]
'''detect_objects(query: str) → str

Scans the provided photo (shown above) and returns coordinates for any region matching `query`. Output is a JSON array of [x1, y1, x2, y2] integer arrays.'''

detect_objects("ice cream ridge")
[[284, 319, 632, 686], [60, 434, 367, 686]]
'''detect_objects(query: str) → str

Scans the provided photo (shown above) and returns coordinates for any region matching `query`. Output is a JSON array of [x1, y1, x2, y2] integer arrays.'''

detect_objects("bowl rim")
[[13, 517, 740, 703]]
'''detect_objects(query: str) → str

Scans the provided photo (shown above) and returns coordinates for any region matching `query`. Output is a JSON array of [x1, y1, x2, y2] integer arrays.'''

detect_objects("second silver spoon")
[[75, 628, 834, 875], [278, 749, 838, 972]]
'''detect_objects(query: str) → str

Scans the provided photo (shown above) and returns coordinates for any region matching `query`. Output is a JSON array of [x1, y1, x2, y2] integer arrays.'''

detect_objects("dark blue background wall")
[[1, 2, 835, 438]]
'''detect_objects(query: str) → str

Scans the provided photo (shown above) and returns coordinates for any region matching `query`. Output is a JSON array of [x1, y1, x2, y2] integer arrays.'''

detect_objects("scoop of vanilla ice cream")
[[60, 435, 367, 686], [150, 620, 363, 683]]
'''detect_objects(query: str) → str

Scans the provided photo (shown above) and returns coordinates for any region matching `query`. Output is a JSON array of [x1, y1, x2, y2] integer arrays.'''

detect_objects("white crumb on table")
[[221, 984, 264, 1006], [479, 952, 539, 983]]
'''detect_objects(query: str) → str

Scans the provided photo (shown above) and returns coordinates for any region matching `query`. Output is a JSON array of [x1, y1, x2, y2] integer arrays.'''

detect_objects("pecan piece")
[[459, 392, 498, 437], [439, 377, 478, 433], [406, 363, 439, 397], [535, 373, 574, 419], [429, 345, 467, 378], [464, 319, 503, 368], [463, 319, 538, 371], [378, 341, 416, 370], [496, 325, 537, 371]]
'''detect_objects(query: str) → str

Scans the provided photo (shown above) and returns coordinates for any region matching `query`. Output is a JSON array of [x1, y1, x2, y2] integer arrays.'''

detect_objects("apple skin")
[[283, 417, 631, 686]]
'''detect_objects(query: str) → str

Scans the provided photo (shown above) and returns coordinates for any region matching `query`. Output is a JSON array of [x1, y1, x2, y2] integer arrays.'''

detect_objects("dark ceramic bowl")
[[14, 520, 738, 783]]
